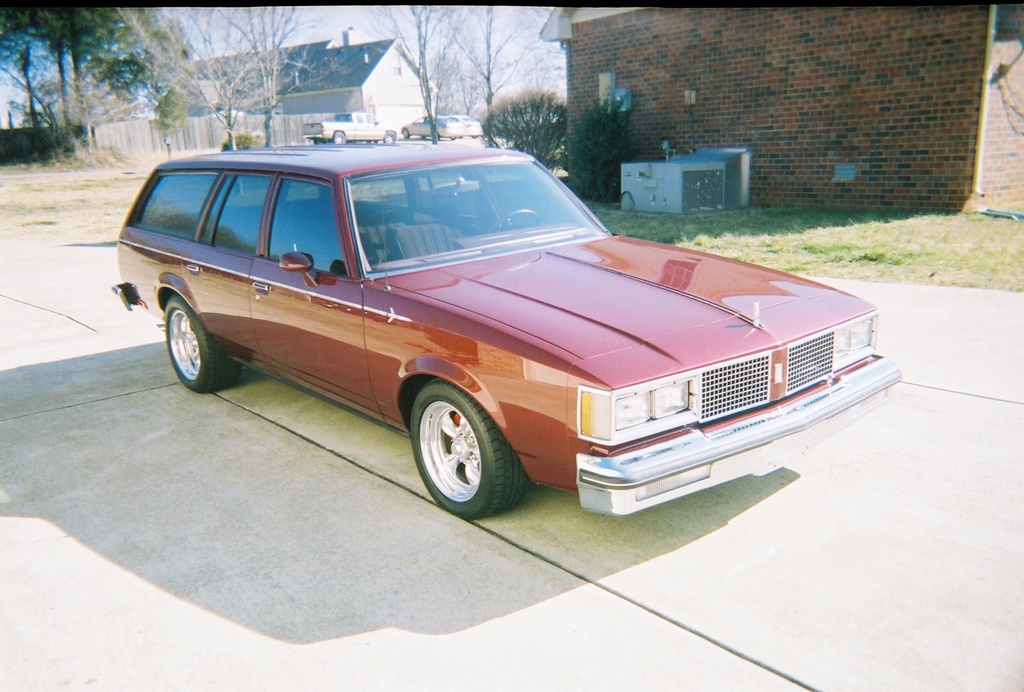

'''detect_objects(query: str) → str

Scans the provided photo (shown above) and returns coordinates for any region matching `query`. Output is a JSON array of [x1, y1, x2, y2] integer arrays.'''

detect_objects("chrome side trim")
[[576, 357, 902, 515], [119, 238, 189, 264], [249, 277, 411, 323]]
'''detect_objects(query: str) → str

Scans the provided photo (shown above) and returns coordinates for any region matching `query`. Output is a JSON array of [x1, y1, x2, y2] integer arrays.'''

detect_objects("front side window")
[[134, 171, 219, 239], [267, 178, 345, 274]]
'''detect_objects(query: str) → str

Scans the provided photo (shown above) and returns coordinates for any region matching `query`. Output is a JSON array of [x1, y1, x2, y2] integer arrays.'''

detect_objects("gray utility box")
[[621, 148, 750, 213]]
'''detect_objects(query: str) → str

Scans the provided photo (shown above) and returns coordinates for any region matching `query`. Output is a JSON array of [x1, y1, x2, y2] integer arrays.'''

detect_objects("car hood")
[[393, 235, 876, 382]]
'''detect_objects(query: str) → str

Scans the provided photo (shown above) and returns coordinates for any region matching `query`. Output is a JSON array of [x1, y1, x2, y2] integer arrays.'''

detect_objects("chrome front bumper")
[[576, 357, 902, 515]]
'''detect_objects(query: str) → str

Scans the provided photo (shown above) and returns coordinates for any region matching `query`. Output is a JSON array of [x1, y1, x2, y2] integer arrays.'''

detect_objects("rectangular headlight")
[[615, 392, 651, 430], [834, 316, 877, 368], [653, 382, 689, 418], [579, 377, 695, 444]]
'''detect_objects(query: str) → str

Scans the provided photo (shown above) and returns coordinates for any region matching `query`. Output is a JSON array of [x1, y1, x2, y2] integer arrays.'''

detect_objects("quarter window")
[[134, 172, 218, 239]]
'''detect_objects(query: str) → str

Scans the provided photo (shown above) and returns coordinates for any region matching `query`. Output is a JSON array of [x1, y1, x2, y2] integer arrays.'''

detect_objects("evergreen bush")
[[567, 99, 635, 203]]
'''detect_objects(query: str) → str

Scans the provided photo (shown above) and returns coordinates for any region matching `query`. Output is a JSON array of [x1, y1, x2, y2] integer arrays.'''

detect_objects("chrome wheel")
[[410, 381, 528, 519], [163, 296, 241, 393], [419, 401, 481, 502], [167, 308, 200, 381]]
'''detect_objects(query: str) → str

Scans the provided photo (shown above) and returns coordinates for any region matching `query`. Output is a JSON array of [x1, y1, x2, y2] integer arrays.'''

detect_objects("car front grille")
[[787, 332, 835, 394], [697, 331, 836, 423], [699, 354, 771, 422]]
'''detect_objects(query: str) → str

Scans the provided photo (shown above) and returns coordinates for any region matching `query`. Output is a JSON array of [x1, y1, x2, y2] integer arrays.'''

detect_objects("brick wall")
[[566, 7, 1021, 211]]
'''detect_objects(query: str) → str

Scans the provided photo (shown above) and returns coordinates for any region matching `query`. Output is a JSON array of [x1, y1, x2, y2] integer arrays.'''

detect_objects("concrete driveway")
[[1, 240, 1022, 691]]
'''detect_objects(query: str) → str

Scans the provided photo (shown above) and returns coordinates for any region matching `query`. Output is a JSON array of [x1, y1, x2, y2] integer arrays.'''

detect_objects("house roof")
[[279, 38, 397, 96], [541, 8, 640, 41]]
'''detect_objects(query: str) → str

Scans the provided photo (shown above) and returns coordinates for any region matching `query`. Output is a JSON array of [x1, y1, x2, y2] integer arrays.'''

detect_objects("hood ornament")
[[751, 301, 764, 330]]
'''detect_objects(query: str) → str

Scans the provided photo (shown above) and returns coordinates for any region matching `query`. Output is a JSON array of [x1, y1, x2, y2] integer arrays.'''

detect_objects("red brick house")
[[543, 7, 1024, 211]]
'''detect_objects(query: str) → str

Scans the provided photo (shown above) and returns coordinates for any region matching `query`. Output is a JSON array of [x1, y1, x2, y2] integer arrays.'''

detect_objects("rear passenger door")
[[248, 176, 376, 415], [185, 172, 270, 356]]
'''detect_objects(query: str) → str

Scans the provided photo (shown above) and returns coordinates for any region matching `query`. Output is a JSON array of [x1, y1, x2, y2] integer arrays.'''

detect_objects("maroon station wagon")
[[114, 146, 901, 519]]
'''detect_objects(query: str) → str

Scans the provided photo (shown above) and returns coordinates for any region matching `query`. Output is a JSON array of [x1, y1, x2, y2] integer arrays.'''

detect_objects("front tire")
[[164, 296, 241, 393], [411, 381, 528, 519]]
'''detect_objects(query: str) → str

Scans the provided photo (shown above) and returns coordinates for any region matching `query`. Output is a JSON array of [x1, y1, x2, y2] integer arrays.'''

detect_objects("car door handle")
[[186, 264, 200, 275], [252, 281, 270, 296]]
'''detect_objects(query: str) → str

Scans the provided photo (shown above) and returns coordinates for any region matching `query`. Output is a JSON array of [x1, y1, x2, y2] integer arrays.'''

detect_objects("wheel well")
[[398, 374, 437, 428], [157, 287, 180, 312]]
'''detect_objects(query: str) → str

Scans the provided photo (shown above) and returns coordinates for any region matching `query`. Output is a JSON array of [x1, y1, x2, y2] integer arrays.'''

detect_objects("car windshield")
[[348, 160, 608, 274]]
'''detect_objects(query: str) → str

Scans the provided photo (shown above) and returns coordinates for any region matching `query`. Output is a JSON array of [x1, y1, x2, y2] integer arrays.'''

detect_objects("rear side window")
[[134, 172, 219, 240], [202, 174, 270, 255]]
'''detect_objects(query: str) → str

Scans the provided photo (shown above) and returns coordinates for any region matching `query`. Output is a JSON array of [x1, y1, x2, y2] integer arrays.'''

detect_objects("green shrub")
[[567, 99, 635, 203], [154, 88, 187, 136], [0, 125, 79, 164], [484, 90, 567, 171], [222, 131, 264, 150]]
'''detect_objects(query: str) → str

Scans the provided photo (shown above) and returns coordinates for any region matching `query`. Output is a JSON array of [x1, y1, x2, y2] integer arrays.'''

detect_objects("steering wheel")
[[501, 209, 540, 229]]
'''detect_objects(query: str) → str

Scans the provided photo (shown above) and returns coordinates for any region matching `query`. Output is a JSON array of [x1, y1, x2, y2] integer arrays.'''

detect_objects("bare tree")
[[178, 7, 307, 149], [119, 8, 192, 136], [239, 6, 306, 146], [455, 7, 566, 114], [376, 5, 462, 144], [456, 7, 524, 111]]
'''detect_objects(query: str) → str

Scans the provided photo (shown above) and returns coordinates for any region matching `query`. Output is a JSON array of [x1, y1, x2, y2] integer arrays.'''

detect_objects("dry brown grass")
[[0, 151, 210, 245]]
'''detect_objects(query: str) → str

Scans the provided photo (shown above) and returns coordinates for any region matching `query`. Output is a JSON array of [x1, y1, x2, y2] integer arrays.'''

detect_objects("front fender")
[[402, 354, 503, 427]]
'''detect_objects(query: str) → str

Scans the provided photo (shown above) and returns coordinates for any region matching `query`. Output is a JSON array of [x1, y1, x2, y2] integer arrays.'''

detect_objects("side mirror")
[[279, 251, 318, 287]]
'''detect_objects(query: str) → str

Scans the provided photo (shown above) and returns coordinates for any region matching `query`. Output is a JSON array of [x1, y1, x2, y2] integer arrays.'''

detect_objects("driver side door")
[[249, 176, 376, 416]]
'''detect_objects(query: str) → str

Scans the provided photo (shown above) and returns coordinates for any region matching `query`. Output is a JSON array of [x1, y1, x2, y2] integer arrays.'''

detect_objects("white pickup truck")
[[303, 112, 398, 145]]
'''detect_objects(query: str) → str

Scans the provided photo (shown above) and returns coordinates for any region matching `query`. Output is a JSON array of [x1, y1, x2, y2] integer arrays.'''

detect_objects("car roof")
[[152, 145, 532, 179]]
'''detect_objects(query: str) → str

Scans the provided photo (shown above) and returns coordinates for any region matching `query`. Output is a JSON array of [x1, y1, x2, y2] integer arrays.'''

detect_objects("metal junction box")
[[621, 148, 750, 213]]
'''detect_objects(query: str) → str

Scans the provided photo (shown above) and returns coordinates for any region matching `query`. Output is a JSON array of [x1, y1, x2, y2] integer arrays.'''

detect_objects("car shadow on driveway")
[[0, 343, 796, 644]]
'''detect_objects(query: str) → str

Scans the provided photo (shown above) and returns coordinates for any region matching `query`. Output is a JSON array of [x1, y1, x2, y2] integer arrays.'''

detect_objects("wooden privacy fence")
[[92, 114, 326, 155]]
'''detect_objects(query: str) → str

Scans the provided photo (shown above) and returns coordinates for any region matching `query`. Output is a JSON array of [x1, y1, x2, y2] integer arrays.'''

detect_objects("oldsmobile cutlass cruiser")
[[114, 146, 901, 519]]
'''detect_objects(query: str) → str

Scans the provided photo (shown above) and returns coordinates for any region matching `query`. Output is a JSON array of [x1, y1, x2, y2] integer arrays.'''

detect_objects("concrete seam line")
[[218, 391, 822, 692], [0, 384, 176, 424], [0, 292, 98, 333]]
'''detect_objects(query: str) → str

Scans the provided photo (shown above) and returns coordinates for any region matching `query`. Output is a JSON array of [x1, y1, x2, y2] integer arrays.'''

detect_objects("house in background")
[[277, 29, 424, 128], [543, 7, 1024, 211]]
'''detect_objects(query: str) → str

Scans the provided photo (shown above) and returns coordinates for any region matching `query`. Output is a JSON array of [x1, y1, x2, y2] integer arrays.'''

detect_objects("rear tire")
[[411, 381, 528, 519], [332, 131, 347, 144], [164, 296, 241, 393]]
